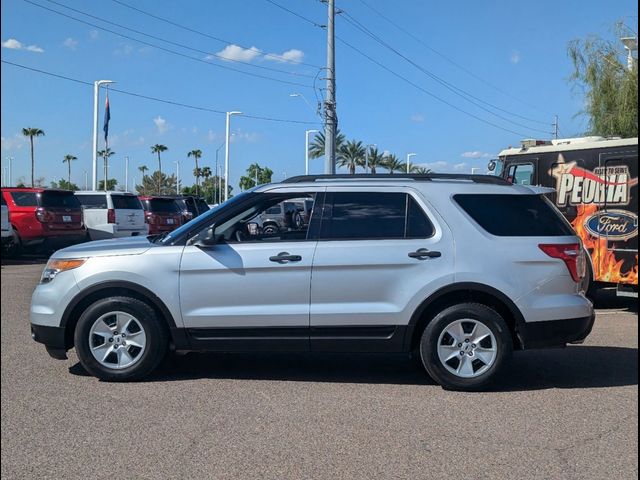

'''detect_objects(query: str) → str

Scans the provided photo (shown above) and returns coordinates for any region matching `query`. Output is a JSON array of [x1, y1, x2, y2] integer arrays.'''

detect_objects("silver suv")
[[30, 174, 594, 390]]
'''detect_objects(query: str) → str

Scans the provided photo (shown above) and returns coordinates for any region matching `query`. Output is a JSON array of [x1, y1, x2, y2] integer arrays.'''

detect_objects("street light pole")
[[5, 157, 13, 187], [92, 80, 115, 191], [125, 156, 129, 192], [84, 170, 88, 190], [364, 144, 377, 174], [407, 153, 417, 173], [305, 129, 319, 175], [224, 111, 242, 202], [174, 161, 180, 195]]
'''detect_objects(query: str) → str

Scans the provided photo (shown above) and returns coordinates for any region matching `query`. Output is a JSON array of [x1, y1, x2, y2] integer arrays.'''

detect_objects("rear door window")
[[40, 192, 81, 208], [406, 196, 435, 238], [10, 192, 38, 206], [320, 192, 407, 240], [111, 195, 142, 210], [77, 194, 108, 209], [455, 194, 574, 236]]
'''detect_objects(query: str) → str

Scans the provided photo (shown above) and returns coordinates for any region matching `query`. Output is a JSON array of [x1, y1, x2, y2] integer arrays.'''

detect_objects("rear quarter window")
[[111, 195, 142, 210], [454, 194, 575, 236], [10, 192, 38, 206]]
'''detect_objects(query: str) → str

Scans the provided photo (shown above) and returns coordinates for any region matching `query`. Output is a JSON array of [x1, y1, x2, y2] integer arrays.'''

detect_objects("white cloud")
[[114, 44, 134, 56], [215, 44, 261, 62], [89, 30, 99, 40], [410, 113, 425, 123], [230, 129, 259, 143], [1, 133, 28, 151], [510, 50, 521, 64], [453, 162, 468, 171], [153, 116, 169, 135], [62, 37, 78, 50], [461, 151, 491, 159], [264, 48, 304, 64], [1, 38, 44, 53]]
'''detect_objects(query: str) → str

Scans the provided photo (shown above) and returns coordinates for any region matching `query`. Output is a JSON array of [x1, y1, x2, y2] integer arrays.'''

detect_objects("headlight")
[[41, 258, 86, 284]]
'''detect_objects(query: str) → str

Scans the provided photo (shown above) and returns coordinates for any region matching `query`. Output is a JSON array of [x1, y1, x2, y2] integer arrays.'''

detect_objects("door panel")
[[179, 241, 317, 329], [309, 190, 454, 335]]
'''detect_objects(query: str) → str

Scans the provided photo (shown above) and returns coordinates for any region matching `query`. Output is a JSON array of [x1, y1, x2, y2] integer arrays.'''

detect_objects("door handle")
[[269, 252, 302, 263], [408, 248, 441, 259]]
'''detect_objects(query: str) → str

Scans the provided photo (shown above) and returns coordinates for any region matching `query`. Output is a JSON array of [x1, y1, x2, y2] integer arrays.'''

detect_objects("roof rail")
[[282, 173, 510, 185]]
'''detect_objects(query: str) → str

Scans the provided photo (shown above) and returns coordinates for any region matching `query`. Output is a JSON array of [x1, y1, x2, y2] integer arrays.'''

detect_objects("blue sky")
[[1, 0, 637, 191]]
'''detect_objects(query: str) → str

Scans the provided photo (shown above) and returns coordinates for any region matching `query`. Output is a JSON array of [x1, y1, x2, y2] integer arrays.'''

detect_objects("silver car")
[[30, 174, 594, 390]]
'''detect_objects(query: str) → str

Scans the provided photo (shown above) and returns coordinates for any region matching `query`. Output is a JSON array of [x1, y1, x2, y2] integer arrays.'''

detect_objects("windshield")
[[159, 191, 252, 245]]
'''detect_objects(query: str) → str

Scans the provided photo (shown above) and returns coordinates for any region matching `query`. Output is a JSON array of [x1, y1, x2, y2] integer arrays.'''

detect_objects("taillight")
[[107, 208, 116, 224], [145, 212, 156, 224], [539, 243, 584, 283], [35, 207, 49, 223]]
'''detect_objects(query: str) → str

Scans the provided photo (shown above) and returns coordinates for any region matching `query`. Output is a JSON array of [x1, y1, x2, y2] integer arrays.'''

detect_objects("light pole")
[[5, 157, 13, 187], [621, 36, 638, 71], [291, 93, 319, 117], [305, 129, 319, 175], [364, 144, 377, 173], [174, 161, 180, 195], [224, 111, 242, 202], [406, 153, 417, 173], [92, 80, 115, 191], [84, 170, 88, 190], [471, 168, 482, 175], [124, 156, 129, 192]]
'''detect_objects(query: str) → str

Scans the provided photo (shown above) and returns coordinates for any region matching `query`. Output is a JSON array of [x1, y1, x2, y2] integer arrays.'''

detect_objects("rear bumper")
[[516, 313, 596, 349], [30, 323, 68, 359]]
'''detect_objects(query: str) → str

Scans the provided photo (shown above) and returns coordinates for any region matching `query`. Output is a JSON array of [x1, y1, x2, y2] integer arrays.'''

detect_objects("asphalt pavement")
[[1, 260, 637, 479]]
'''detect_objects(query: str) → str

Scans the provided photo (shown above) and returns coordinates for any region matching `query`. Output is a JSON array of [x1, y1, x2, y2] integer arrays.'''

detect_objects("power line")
[[339, 11, 552, 134], [110, 0, 322, 69], [334, 36, 531, 137], [40, 0, 314, 78], [21, 0, 313, 89], [1, 60, 320, 125], [263, 0, 324, 28], [353, 0, 552, 117]]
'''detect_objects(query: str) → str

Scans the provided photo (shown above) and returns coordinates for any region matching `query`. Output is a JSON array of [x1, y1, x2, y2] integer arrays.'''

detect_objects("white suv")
[[75, 191, 148, 240], [30, 174, 594, 390], [1, 194, 13, 246]]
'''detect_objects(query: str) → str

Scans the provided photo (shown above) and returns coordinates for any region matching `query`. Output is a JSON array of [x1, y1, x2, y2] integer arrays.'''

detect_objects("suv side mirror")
[[193, 225, 220, 248]]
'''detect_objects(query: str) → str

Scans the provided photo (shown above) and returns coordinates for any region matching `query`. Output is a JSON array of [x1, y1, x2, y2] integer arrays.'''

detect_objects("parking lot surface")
[[1, 260, 638, 480]]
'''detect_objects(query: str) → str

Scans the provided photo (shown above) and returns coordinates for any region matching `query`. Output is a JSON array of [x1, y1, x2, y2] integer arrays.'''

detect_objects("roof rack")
[[282, 173, 510, 185]]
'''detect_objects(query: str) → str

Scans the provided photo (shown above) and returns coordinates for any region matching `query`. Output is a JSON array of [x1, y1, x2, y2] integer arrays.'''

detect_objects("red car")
[[1, 187, 86, 253], [138, 196, 183, 235]]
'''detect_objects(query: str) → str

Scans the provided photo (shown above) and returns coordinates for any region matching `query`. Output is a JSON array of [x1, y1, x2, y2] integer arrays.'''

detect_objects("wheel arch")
[[61, 281, 178, 350], [405, 282, 525, 352]]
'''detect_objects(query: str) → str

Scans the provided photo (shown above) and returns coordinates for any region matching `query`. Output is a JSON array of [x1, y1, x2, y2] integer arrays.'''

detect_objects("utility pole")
[[92, 80, 114, 190], [324, 0, 337, 175], [553, 115, 559, 140]]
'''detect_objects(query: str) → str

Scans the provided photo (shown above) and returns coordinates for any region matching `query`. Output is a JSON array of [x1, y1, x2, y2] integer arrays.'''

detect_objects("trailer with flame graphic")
[[494, 136, 638, 296]]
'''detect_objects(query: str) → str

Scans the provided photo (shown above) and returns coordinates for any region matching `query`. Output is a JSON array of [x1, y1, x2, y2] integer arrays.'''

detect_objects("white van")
[[75, 191, 148, 240]]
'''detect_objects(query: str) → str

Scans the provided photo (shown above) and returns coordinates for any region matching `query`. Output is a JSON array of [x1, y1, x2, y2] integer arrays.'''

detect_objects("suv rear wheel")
[[419, 303, 512, 391], [74, 296, 168, 381]]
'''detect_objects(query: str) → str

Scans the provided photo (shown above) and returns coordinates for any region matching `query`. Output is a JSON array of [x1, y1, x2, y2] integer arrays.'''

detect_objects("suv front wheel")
[[419, 303, 512, 391], [74, 296, 168, 381]]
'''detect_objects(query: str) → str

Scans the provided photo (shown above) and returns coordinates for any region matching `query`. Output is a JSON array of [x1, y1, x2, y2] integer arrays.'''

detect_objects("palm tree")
[[187, 149, 203, 195], [200, 166, 212, 202], [309, 130, 346, 159], [410, 166, 433, 174], [338, 140, 365, 174], [22, 127, 45, 187], [138, 164, 149, 181], [96, 148, 116, 191], [151, 144, 168, 194], [383, 154, 406, 174], [62, 154, 77, 187], [365, 147, 386, 174]]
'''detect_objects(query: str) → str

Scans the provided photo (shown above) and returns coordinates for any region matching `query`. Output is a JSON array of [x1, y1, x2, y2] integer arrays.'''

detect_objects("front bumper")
[[516, 313, 596, 349], [31, 323, 68, 359]]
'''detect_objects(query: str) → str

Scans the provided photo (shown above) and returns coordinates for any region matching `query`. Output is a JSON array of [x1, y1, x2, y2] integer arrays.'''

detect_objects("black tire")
[[74, 296, 169, 381], [263, 223, 278, 234], [581, 259, 597, 301], [419, 303, 512, 391], [3, 229, 22, 257]]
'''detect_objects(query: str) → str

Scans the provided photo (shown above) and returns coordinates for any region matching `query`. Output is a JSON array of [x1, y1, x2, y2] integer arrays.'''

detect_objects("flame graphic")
[[572, 204, 638, 285]]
